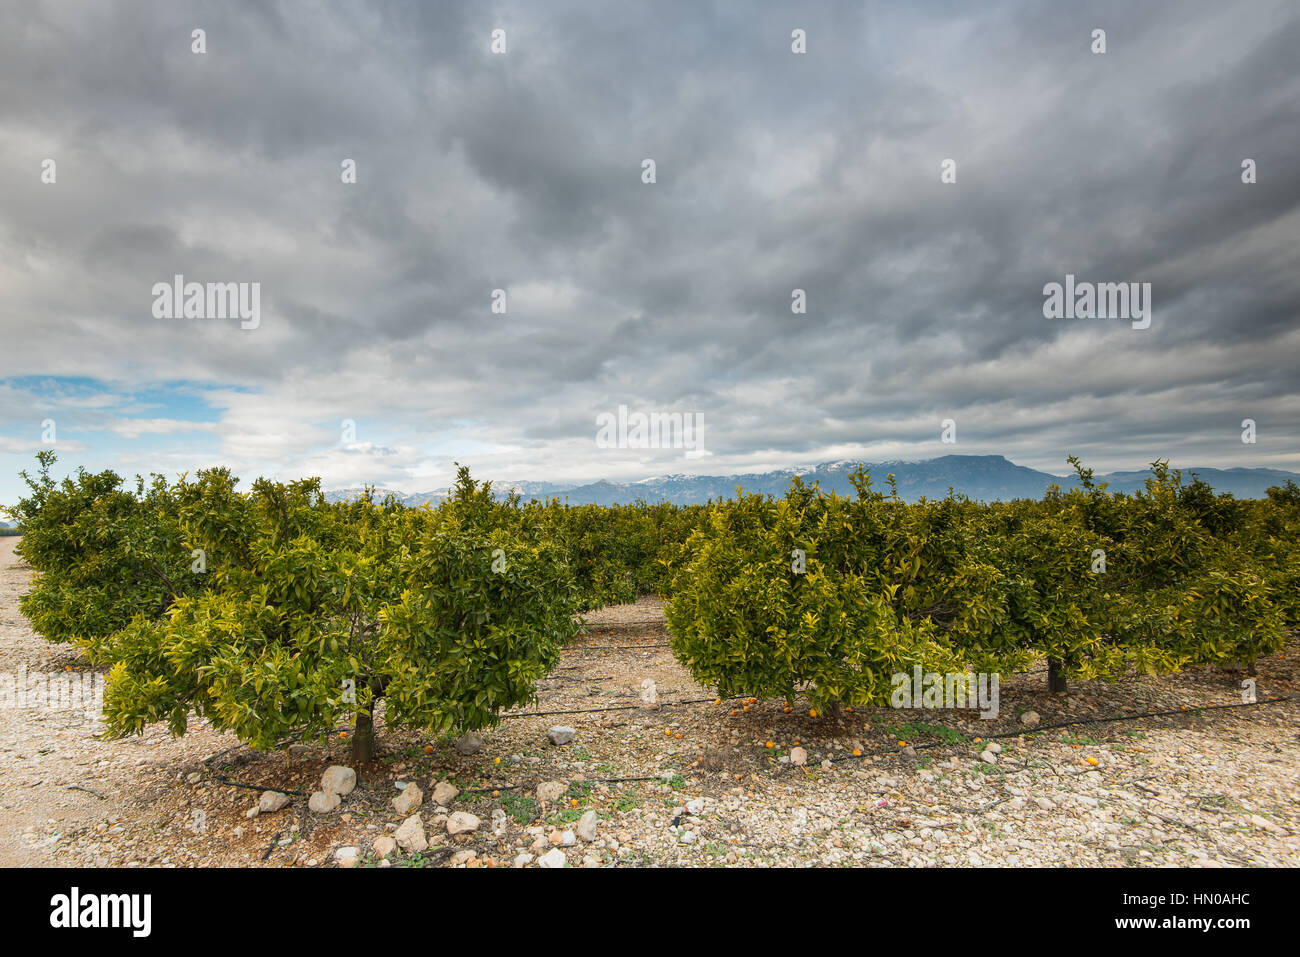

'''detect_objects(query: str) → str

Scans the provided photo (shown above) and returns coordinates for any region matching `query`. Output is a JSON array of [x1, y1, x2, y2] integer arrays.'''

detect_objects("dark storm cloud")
[[0, 0, 1297, 498]]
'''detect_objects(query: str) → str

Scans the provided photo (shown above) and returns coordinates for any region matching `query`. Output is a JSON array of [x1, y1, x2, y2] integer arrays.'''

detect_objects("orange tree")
[[27, 461, 579, 764], [9, 451, 206, 647], [1103, 465, 1286, 675], [665, 461, 1290, 705], [665, 476, 961, 713]]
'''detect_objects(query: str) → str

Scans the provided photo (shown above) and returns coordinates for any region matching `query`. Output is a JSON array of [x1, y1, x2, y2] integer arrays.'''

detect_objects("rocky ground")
[[1, 536, 1297, 868]]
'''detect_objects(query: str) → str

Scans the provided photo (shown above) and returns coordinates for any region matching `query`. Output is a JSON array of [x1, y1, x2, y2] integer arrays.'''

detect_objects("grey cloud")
[[0, 0, 1297, 495]]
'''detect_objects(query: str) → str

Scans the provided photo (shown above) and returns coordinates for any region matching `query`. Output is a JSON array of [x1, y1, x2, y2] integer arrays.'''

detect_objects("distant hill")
[[323, 455, 1300, 507]]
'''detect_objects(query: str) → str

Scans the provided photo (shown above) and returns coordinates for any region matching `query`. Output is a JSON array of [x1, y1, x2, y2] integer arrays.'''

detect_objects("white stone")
[[258, 791, 291, 814], [395, 814, 428, 853], [431, 780, 459, 805], [308, 790, 340, 814], [446, 811, 481, 835], [538, 848, 567, 868], [454, 732, 484, 755], [320, 766, 356, 796], [392, 782, 423, 815], [547, 726, 576, 745]]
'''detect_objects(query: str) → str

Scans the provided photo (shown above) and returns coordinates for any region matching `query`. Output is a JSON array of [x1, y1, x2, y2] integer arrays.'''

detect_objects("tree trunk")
[[1047, 659, 1067, 694], [351, 709, 375, 764]]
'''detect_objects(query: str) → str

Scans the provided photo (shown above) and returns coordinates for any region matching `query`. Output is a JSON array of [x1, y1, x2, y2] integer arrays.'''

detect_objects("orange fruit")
[[674, 732, 683, 739], [666, 729, 673, 737], [731, 709, 739, 716], [714, 698, 722, 706], [1086, 756, 1099, 766], [743, 705, 750, 713], [852, 748, 862, 757], [424, 745, 433, 754], [809, 709, 818, 718], [897, 740, 907, 747]]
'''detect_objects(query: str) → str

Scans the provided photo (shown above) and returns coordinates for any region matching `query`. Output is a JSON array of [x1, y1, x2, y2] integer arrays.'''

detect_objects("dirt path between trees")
[[0, 537, 241, 866], [2, 534, 1298, 868]]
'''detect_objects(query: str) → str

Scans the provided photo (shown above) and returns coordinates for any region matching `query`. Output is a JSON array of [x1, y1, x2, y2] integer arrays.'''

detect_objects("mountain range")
[[323, 455, 1300, 507]]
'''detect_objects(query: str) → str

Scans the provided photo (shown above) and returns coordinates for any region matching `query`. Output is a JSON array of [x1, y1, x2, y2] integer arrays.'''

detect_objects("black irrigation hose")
[[214, 776, 311, 796], [580, 619, 669, 626], [459, 774, 666, 796], [503, 694, 721, 718], [572, 643, 672, 651], [809, 693, 1296, 766], [506, 704, 642, 718], [201, 692, 1296, 798], [981, 693, 1296, 742]]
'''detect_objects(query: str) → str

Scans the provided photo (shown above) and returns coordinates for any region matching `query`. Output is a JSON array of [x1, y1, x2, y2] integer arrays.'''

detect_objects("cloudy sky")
[[1, 0, 1298, 505]]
